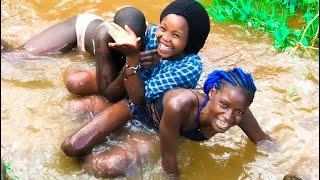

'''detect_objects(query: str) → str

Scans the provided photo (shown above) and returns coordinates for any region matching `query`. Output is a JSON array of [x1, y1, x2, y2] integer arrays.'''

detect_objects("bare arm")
[[123, 54, 145, 104], [94, 25, 125, 101], [159, 90, 196, 177], [160, 94, 183, 177], [107, 23, 145, 104], [238, 109, 271, 144]]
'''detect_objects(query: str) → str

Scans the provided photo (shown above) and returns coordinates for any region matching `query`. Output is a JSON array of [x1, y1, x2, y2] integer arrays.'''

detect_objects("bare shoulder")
[[163, 88, 200, 108]]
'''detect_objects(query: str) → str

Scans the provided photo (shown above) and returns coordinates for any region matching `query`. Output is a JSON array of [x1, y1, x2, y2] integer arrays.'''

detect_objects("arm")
[[107, 23, 145, 104], [159, 90, 197, 177], [94, 25, 126, 101], [238, 108, 271, 144], [160, 92, 186, 177], [123, 53, 146, 104]]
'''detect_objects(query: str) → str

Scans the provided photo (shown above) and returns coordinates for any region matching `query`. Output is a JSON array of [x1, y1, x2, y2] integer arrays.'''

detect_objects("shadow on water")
[[1, 0, 319, 179]]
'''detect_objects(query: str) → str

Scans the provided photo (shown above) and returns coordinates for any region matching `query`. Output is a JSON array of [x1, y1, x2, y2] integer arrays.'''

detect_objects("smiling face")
[[207, 83, 251, 133], [156, 14, 188, 60]]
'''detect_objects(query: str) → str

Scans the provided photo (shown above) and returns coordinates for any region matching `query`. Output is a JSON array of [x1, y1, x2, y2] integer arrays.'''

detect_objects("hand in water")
[[107, 22, 141, 55]]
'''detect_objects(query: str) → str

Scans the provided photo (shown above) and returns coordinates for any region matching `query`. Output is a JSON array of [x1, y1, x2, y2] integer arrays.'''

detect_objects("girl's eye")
[[173, 34, 180, 39], [235, 110, 244, 116], [219, 103, 228, 109], [160, 26, 166, 32]]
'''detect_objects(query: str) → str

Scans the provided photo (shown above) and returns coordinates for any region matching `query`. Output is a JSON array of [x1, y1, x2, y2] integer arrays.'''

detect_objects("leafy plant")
[[3, 162, 19, 180], [199, 0, 319, 53]]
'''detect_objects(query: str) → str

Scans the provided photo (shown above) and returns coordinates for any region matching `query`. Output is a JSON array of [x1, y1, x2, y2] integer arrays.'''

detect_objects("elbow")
[[94, 25, 109, 44]]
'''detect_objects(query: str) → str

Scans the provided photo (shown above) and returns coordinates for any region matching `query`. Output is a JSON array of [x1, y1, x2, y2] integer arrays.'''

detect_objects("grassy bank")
[[200, 0, 319, 54]]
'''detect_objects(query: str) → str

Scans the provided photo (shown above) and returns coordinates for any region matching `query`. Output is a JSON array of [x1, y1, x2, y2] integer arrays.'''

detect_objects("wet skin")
[[160, 83, 270, 177], [61, 13, 193, 177], [201, 83, 250, 134]]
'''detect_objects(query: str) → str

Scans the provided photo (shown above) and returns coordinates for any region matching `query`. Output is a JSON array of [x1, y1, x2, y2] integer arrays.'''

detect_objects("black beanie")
[[160, 0, 210, 54]]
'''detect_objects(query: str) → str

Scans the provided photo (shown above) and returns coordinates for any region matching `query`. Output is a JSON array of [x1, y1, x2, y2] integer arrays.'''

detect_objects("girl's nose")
[[162, 32, 170, 42], [223, 110, 234, 123]]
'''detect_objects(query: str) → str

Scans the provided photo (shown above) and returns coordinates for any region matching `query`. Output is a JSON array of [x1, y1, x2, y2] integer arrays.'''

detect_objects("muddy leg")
[[68, 95, 111, 117], [83, 131, 158, 178], [61, 99, 132, 156]]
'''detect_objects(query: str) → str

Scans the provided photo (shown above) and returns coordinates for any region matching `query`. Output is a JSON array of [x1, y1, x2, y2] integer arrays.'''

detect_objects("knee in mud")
[[84, 154, 130, 178], [65, 72, 90, 94]]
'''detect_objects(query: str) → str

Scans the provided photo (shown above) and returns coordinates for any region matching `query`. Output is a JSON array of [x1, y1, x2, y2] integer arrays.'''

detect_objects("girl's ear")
[[209, 88, 217, 100]]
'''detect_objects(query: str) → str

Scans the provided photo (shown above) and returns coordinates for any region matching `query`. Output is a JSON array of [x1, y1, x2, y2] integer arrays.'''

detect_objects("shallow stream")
[[1, 0, 319, 179]]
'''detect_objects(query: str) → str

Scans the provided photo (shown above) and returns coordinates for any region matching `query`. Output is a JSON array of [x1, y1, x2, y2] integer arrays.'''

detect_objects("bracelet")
[[124, 63, 141, 80], [124, 67, 138, 81], [125, 63, 141, 71]]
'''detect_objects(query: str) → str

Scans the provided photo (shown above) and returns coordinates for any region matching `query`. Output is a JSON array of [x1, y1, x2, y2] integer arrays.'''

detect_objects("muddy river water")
[[1, 0, 319, 179]]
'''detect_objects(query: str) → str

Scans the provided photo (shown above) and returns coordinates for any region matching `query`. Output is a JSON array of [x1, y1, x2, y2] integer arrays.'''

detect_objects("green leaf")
[[288, 87, 298, 96], [301, 37, 309, 46]]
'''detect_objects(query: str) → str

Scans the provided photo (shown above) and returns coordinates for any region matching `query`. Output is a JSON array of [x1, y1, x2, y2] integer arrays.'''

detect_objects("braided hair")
[[203, 67, 257, 104]]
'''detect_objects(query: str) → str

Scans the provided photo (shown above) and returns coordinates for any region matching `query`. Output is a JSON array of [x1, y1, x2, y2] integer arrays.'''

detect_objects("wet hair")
[[160, 0, 210, 54], [203, 67, 257, 104], [114, 7, 147, 39]]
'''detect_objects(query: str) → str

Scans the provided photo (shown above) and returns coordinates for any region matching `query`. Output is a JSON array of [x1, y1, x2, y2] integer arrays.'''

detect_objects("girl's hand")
[[139, 49, 161, 68], [107, 22, 141, 55]]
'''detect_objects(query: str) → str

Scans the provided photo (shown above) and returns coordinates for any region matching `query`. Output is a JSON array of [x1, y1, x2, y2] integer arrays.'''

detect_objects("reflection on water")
[[1, 0, 319, 179]]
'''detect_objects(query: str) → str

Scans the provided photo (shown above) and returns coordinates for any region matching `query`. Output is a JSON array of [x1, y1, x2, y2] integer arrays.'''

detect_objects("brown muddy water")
[[1, 0, 319, 179]]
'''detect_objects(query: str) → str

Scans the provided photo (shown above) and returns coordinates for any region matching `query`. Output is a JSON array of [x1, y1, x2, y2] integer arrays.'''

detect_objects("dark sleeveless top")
[[146, 90, 209, 141], [180, 95, 209, 141]]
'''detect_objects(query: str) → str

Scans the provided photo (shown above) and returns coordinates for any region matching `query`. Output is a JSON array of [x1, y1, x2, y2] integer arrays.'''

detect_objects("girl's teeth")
[[216, 119, 228, 129], [160, 43, 171, 51]]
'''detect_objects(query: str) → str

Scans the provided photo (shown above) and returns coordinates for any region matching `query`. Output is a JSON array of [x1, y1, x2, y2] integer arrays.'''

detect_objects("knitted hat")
[[160, 0, 210, 54]]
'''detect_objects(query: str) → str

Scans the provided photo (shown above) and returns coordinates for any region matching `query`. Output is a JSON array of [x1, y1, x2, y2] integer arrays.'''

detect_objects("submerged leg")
[[68, 95, 111, 117], [83, 131, 158, 178], [61, 99, 132, 156]]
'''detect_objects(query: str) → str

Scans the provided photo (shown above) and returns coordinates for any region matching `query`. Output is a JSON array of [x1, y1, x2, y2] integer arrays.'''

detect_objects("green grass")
[[199, 0, 319, 51]]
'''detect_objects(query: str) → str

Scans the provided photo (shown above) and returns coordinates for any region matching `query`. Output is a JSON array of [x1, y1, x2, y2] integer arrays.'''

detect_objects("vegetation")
[[200, 0, 319, 54], [1, 161, 19, 180]]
